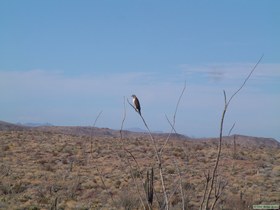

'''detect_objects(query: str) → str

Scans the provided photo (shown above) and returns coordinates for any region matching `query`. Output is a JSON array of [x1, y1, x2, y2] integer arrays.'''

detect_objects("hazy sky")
[[1, 1, 279, 140]]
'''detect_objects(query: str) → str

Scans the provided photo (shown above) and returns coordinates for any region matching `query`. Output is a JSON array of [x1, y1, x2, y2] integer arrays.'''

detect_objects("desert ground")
[[0, 122, 280, 210]]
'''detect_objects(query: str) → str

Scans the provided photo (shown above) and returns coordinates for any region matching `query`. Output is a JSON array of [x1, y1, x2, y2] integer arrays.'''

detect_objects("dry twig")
[[128, 98, 169, 209], [120, 96, 149, 210], [160, 81, 186, 154], [202, 55, 263, 210]]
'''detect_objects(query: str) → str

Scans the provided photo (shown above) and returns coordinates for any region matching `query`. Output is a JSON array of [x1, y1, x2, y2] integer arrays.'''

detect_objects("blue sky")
[[0, 1, 279, 140]]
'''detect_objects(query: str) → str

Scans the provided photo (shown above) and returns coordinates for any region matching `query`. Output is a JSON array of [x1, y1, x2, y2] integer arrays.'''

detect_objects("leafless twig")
[[117, 97, 151, 210], [90, 111, 103, 159], [173, 158, 185, 210], [120, 96, 126, 140], [210, 177, 228, 210], [120, 97, 149, 210], [228, 122, 236, 136], [89, 111, 116, 204], [203, 55, 263, 210], [199, 170, 211, 210], [128, 97, 169, 209], [160, 81, 186, 154]]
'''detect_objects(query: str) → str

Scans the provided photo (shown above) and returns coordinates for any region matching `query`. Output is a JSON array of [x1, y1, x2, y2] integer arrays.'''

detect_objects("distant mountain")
[[126, 127, 163, 133], [231, 134, 280, 148], [18, 122, 53, 127], [0, 120, 28, 131], [33, 125, 188, 142], [1, 120, 279, 149], [196, 134, 280, 149], [126, 127, 147, 132], [34, 126, 279, 148]]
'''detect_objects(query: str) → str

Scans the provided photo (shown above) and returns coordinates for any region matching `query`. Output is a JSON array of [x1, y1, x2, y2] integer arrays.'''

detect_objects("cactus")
[[145, 167, 154, 206]]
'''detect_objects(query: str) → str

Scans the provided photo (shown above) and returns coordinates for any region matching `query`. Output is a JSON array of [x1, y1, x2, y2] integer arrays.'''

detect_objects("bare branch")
[[173, 158, 185, 210], [160, 81, 186, 154], [128, 97, 169, 209], [120, 96, 126, 140], [88, 111, 117, 204], [166, 179, 180, 209], [199, 170, 211, 210], [90, 111, 103, 158], [93, 111, 103, 127], [227, 54, 264, 106], [204, 55, 263, 210], [95, 165, 115, 204], [223, 90, 227, 106], [228, 122, 236, 136], [210, 178, 228, 210], [173, 80, 186, 127], [165, 114, 177, 134], [120, 97, 148, 210], [90, 111, 103, 136]]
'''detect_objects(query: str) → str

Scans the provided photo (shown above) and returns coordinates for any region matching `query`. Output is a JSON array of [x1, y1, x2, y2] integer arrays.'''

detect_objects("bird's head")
[[131, 94, 136, 98]]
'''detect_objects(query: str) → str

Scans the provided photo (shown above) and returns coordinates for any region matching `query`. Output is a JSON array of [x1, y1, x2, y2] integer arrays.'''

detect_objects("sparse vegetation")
[[0, 128, 279, 209]]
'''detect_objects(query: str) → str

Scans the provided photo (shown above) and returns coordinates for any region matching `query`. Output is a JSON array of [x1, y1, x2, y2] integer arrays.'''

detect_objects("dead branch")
[[228, 122, 236, 136], [128, 97, 169, 210], [90, 111, 103, 159], [96, 165, 115, 204], [210, 177, 228, 210], [173, 158, 186, 210], [89, 111, 116, 204], [203, 55, 263, 210], [199, 170, 211, 210], [165, 114, 177, 134], [160, 81, 186, 154], [120, 96, 148, 210], [120, 96, 126, 140]]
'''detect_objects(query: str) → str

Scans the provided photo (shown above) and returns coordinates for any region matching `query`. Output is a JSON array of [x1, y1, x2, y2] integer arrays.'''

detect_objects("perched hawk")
[[131, 94, 141, 115]]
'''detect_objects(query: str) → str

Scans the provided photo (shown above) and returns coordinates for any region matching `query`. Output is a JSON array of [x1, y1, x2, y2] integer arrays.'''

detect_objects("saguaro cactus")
[[145, 167, 154, 206]]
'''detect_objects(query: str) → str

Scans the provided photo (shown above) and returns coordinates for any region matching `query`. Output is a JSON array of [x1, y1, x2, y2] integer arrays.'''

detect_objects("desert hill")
[[0, 120, 279, 148], [196, 135, 280, 149], [0, 120, 28, 131], [1, 120, 280, 209], [34, 125, 189, 142]]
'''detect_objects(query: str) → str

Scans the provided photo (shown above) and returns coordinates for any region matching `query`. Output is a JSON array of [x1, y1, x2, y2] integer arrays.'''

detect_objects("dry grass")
[[0, 129, 279, 209]]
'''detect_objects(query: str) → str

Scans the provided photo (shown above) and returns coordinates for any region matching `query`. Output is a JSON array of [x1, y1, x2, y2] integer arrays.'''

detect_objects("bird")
[[131, 94, 141, 115]]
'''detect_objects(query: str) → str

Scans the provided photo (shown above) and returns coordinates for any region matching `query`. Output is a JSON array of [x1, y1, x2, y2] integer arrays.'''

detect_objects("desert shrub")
[[67, 176, 82, 199], [182, 182, 195, 191], [167, 167, 175, 174], [12, 181, 27, 194], [218, 194, 254, 210], [170, 196, 192, 210], [272, 165, 280, 176], [0, 164, 11, 177], [0, 181, 12, 195], [44, 163, 55, 172], [131, 168, 141, 178], [2, 145, 10, 151], [116, 189, 140, 210], [14, 205, 41, 210], [114, 180, 122, 188], [194, 144, 203, 151]]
